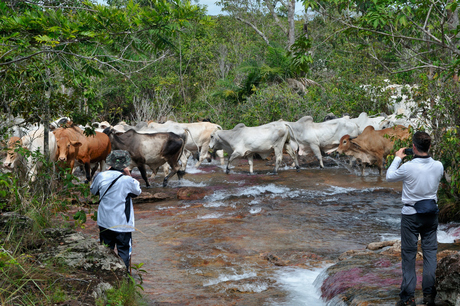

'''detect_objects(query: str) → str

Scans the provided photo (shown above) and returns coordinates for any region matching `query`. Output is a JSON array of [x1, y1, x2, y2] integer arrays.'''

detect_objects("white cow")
[[3, 128, 57, 181], [282, 116, 360, 168], [378, 110, 431, 132], [209, 122, 299, 174], [348, 112, 387, 133], [148, 121, 224, 167]]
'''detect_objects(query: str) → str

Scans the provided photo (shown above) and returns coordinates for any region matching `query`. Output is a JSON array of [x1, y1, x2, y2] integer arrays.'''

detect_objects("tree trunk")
[[287, 0, 296, 48]]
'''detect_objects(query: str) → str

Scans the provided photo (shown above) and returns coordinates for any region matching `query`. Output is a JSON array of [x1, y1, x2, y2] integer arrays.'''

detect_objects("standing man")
[[386, 131, 444, 306], [90, 150, 142, 272]]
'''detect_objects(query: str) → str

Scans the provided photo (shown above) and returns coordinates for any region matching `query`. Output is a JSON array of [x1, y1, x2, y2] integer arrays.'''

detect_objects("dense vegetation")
[[1, 0, 460, 303]]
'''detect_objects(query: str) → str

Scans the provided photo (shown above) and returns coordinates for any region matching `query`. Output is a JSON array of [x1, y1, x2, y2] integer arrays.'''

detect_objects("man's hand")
[[395, 147, 407, 159], [123, 167, 131, 176]]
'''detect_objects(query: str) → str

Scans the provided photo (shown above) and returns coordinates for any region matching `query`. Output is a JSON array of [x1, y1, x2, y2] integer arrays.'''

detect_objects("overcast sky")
[[95, 0, 305, 17]]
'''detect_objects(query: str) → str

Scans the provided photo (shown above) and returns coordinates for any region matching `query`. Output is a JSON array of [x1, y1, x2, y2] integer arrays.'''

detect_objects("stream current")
[[90, 157, 460, 305]]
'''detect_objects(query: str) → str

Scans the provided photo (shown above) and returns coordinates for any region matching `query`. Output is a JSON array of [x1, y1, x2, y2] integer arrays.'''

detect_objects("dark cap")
[[106, 150, 131, 170]]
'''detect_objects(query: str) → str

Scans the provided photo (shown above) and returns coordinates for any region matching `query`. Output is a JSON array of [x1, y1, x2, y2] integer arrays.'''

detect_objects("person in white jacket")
[[90, 150, 142, 271], [386, 131, 444, 306]]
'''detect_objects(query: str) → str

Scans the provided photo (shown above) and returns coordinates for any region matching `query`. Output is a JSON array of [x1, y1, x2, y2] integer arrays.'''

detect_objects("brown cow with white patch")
[[54, 126, 111, 183], [337, 125, 410, 176]]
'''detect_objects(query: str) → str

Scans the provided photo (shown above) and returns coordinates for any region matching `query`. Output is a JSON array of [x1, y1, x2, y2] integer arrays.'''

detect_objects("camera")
[[404, 148, 413, 155]]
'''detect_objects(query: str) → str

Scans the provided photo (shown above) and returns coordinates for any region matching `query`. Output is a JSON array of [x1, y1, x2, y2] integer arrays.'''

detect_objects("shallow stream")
[[84, 157, 460, 305]]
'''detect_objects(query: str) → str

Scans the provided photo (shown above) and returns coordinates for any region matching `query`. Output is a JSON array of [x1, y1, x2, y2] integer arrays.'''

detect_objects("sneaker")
[[422, 295, 435, 306], [395, 298, 416, 306]]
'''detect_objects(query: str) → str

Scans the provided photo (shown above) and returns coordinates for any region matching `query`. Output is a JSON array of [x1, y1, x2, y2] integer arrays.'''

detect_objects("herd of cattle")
[[1, 109, 417, 187]]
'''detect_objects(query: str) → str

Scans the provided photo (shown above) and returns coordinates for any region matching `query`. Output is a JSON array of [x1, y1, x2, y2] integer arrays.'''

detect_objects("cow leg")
[[247, 155, 254, 174], [284, 143, 300, 171], [90, 163, 99, 180], [195, 142, 210, 167], [159, 163, 170, 178], [310, 145, 324, 168], [273, 148, 284, 174], [217, 150, 225, 165], [226, 152, 242, 174], [361, 164, 366, 176], [84, 162, 91, 183], [138, 164, 150, 187]]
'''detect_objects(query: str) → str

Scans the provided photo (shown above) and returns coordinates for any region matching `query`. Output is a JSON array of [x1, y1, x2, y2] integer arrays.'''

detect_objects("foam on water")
[[437, 223, 460, 243], [271, 266, 328, 306], [203, 270, 258, 286], [250, 207, 262, 214], [167, 179, 207, 187], [203, 201, 227, 208], [198, 213, 224, 219], [323, 185, 357, 195], [378, 222, 460, 244], [204, 184, 292, 202]]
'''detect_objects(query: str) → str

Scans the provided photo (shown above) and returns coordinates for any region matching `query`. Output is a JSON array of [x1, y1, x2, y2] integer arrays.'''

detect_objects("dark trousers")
[[99, 226, 132, 271], [400, 213, 438, 301]]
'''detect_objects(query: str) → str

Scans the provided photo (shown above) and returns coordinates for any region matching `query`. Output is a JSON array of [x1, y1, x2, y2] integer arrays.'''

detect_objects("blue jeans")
[[99, 226, 132, 271], [399, 213, 438, 301]]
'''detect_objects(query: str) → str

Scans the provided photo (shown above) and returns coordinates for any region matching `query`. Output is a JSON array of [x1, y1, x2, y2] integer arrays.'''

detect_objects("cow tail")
[[185, 128, 200, 160], [177, 136, 186, 165], [285, 123, 300, 154]]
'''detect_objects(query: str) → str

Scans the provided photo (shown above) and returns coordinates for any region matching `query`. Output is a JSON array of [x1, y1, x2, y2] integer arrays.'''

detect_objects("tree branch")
[[235, 17, 270, 46], [264, 1, 287, 35], [0, 50, 47, 66], [337, 19, 460, 56]]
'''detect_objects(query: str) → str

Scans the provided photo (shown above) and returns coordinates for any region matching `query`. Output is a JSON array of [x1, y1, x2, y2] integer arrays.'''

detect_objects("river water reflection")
[[128, 158, 421, 305]]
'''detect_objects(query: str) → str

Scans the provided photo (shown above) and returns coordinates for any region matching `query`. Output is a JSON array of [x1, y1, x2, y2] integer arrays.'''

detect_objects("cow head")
[[2, 136, 22, 169], [337, 135, 352, 154], [208, 131, 220, 150], [102, 126, 125, 138], [55, 135, 82, 163]]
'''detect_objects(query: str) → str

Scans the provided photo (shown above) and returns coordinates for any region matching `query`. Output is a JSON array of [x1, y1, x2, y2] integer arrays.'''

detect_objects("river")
[[89, 157, 460, 305]]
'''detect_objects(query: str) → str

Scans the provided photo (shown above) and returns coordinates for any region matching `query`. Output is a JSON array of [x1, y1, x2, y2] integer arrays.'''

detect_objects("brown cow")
[[337, 125, 410, 176], [53, 126, 111, 183]]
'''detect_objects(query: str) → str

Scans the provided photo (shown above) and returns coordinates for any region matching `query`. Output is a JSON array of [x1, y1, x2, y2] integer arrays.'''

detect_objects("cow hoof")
[[84, 179, 90, 184], [163, 179, 168, 187], [177, 170, 186, 180], [226, 169, 230, 174]]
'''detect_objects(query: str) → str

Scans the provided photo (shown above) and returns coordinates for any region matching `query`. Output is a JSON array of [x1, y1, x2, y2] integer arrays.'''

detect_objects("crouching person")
[[90, 150, 142, 272]]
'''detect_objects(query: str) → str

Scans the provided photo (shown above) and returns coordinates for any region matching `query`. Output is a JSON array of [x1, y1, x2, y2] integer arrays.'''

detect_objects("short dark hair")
[[413, 131, 431, 153]]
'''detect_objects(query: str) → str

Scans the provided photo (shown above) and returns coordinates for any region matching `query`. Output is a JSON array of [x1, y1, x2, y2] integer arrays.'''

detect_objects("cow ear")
[[70, 141, 82, 148]]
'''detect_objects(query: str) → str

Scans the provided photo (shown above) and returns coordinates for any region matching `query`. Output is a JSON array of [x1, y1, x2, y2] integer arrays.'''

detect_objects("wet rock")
[[367, 240, 398, 251], [338, 249, 373, 261], [322, 241, 460, 305], [177, 187, 213, 200], [436, 251, 460, 305], [261, 253, 287, 266], [133, 190, 176, 203], [217, 277, 275, 294]]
